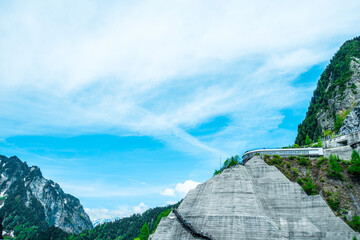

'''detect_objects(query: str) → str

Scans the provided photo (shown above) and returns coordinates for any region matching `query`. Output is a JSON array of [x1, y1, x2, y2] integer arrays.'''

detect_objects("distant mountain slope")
[[296, 36, 360, 145], [91, 217, 120, 227], [0, 155, 92, 235]]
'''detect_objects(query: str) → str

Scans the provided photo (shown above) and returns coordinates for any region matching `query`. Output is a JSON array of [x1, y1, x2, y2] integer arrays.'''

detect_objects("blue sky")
[[1, 0, 360, 220]]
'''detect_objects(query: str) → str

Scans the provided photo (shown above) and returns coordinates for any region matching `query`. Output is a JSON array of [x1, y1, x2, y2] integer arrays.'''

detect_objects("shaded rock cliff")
[[0, 155, 92, 234], [152, 156, 359, 240]]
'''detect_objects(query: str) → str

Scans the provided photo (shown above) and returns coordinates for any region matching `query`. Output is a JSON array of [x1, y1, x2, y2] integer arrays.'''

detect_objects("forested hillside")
[[68, 203, 179, 240], [8, 202, 179, 240], [296, 36, 360, 145]]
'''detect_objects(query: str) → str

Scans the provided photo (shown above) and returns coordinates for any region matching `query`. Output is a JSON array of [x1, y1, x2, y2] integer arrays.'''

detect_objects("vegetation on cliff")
[[296, 36, 360, 145], [213, 155, 240, 176], [263, 152, 360, 232]]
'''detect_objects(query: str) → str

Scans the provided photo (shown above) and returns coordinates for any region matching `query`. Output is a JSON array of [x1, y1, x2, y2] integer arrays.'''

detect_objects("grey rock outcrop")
[[152, 156, 359, 239], [339, 103, 360, 135], [0, 155, 92, 234]]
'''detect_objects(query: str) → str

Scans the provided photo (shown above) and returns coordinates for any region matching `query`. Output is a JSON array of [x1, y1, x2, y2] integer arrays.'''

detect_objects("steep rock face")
[[339, 102, 360, 135], [152, 156, 359, 240], [296, 36, 360, 145], [0, 155, 92, 234], [317, 58, 360, 131]]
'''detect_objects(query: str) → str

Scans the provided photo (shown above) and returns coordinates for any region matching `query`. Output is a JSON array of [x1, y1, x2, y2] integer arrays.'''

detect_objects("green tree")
[[317, 136, 323, 147], [139, 223, 149, 240], [327, 191, 340, 211], [327, 154, 344, 180], [213, 155, 240, 176], [305, 135, 311, 145], [228, 155, 240, 167], [298, 156, 310, 166], [297, 177, 317, 195], [349, 150, 360, 176], [334, 113, 344, 132], [349, 215, 360, 232]]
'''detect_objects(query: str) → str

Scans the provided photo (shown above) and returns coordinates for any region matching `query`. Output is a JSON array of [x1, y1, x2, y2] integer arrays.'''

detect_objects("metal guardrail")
[[241, 148, 324, 165], [173, 209, 215, 240], [243, 147, 284, 154], [242, 130, 360, 157], [243, 130, 360, 156]]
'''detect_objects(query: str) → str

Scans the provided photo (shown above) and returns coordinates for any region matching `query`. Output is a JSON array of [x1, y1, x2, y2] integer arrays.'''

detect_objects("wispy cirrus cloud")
[[1, 0, 360, 160], [2, 0, 360, 222]]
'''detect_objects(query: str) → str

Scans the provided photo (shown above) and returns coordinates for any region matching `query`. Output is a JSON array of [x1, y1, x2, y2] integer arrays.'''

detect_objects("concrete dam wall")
[[151, 156, 359, 240]]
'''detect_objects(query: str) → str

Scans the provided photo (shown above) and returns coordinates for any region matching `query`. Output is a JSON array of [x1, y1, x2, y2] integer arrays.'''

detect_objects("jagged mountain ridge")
[[296, 36, 360, 145], [0, 155, 92, 234]]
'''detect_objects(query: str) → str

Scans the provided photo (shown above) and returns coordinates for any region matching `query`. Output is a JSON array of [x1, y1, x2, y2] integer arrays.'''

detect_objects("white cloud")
[[1, 0, 360, 158], [3, 0, 360, 220], [84, 208, 127, 221], [85, 202, 148, 221], [161, 188, 175, 196], [84, 202, 149, 221], [162, 180, 200, 199], [175, 180, 200, 196], [133, 202, 148, 214]]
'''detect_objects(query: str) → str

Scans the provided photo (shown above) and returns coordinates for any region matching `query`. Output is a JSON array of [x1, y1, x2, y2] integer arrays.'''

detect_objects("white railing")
[[242, 148, 324, 164]]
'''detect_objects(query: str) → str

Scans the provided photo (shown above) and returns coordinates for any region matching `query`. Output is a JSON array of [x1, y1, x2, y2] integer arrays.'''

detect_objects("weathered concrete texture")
[[324, 146, 353, 160], [152, 156, 359, 240]]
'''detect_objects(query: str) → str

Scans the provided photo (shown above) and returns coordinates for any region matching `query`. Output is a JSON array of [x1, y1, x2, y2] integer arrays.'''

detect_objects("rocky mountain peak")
[[0, 154, 92, 234], [296, 36, 360, 145]]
